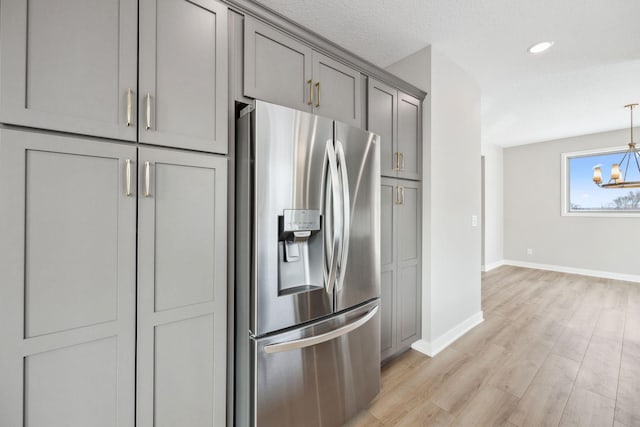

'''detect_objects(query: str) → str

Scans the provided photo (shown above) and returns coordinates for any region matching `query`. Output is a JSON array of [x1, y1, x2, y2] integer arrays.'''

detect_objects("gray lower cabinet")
[[368, 79, 421, 180], [136, 147, 227, 427], [0, 129, 228, 427], [0, 0, 138, 141], [139, 0, 228, 153], [244, 16, 362, 127], [380, 177, 421, 362], [0, 129, 137, 426]]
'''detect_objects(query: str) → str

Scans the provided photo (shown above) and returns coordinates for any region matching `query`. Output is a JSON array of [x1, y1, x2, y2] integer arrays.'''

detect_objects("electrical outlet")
[[527, 248, 533, 255], [471, 215, 478, 227]]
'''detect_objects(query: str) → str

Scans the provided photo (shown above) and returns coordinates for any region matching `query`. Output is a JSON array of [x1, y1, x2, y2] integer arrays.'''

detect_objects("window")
[[562, 147, 640, 216]]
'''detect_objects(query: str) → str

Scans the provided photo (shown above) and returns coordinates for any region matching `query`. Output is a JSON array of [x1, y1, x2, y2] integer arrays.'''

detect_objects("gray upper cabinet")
[[312, 51, 362, 127], [379, 177, 421, 362], [0, 0, 138, 141], [368, 78, 421, 180], [397, 92, 421, 180], [244, 16, 362, 127], [244, 16, 313, 112], [0, 128, 137, 427], [368, 79, 397, 177], [136, 147, 227, 427], [139, 0, 228, 153]]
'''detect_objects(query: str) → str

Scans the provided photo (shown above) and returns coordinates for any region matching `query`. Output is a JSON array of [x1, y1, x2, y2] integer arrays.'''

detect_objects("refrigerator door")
[[252, 101, 335, 335], [334, 121, 381, 312], [252, 300, 380, 427]]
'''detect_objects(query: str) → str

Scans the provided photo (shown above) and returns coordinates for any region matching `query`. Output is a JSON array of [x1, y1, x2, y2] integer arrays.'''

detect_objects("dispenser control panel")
[[282, 209, 321, 232]]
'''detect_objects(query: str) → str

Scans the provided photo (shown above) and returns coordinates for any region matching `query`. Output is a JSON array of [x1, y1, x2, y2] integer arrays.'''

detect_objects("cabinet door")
[[397, 92, 421, 180], [396, 181, 421, 349], [244, 16, 312, 112], [139, 0, 228, 153], [380, 179, 398, 361], [0, 129, 136, 427], [0, 0, 137, 141], [137, 147, 227, 427], [312, 52, 362, 127], [368, 79, 397, 178]]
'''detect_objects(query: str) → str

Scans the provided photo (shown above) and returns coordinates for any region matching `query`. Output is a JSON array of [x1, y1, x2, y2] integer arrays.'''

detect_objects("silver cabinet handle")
[[314, 81, 320, 107], [126, 88, 133, 127], [307, 80, 313, 106], [145, 93, 151, 130], [394, 152, 399, 171], [144, 161, 151, 197], [125, 159, 132, 196], [399, 152, 405, 171], [263, 306, 378, 354], [398, 186, 405, 205], [334, 140, 350, 293], [322, 139, 342, 296]]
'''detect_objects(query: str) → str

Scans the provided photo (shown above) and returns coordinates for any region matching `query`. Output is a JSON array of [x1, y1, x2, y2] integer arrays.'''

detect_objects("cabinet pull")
[[307, 80, 313, 106], [394, 152, 399, 171], [126, 88, 133, 126], [399, 186, 405, 205], [144, 161, 151, 197], [145, 93, 152, 130], [314, 81, 320, 107], [125, 159, 132, 196], [399, 152, 405, 171]]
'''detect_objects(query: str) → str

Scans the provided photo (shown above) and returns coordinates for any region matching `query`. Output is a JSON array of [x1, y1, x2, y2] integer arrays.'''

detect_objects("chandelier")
[[593, 104, 640, 188]]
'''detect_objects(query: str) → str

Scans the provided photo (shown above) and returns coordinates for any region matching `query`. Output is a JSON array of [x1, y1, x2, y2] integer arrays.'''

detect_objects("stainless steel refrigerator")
[[235, 101, 381, 427]]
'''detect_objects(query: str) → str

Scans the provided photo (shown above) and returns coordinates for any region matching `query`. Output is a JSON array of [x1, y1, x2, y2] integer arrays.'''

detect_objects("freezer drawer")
[[251, 300, 380, 427]]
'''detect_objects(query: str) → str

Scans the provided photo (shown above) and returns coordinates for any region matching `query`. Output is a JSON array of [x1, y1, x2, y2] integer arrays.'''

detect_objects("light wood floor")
[[346, 266, 640, 427]]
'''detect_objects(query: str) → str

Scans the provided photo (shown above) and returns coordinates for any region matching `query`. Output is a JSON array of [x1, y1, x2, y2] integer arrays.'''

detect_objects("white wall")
[[387, 46, 483, 355], [504, 128, 640, 279], [481, 142, 504, 270]]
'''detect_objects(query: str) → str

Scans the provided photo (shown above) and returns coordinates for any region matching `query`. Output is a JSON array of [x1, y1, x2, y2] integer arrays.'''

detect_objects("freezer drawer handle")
[[263, 306, 379, 354]]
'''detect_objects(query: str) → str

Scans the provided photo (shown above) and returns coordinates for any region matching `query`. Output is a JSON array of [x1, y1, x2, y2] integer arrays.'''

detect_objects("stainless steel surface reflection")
[[253, 301, 380, 427]]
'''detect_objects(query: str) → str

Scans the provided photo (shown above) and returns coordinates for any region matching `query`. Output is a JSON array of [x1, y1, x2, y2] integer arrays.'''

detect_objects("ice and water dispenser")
[[277, 209, 323, 295]]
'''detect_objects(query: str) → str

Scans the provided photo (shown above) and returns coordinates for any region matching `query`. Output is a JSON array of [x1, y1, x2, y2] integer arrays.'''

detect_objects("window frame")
[[561, 146, 640, 217]]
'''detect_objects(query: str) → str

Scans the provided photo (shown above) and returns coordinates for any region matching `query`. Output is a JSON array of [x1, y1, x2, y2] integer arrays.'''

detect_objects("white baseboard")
[[503, 259, 640, 283], [481, 260, 505, 272], [411, 311, 484, 357]]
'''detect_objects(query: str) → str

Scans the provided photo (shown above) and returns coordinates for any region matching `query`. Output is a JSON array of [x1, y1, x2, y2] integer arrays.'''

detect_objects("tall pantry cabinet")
[[369, 78, 423, 361], [0, 0, 229, 426]]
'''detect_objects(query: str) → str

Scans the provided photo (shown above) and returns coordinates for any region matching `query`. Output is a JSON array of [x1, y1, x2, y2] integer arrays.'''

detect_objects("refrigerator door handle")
[[263, 305, 379, 354], [322, 139, 342, 295], [334, 140, 350, 292]]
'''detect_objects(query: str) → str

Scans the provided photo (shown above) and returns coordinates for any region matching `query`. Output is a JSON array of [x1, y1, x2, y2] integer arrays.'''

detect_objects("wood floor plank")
[[430, 344, 510, 415], [573, 334, 623, 400], [507, 354, 580, 427], [559, 387, 615, 427], [449, 385, 518, 426], [614, 351, 640, 427], [393, 400, 454, 427]]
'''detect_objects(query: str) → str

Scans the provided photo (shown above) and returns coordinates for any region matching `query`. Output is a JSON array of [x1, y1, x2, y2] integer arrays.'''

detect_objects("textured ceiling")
[[252, 0, 640, 146]]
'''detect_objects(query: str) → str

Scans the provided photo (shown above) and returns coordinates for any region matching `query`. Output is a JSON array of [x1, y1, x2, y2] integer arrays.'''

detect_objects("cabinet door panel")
[[368, 79, 397, 177], [312, 52, 362, 127], [137, 147, 227, 427], [0, 129, 136, 427], [380, 179, 398, 361], [398, 264, 419, 344], [397, 181, 421, 349], [244, 17, 312, 112], [397, 92, 421, 180], [0, 0, 137, 141], [139, 0, 228, 153]]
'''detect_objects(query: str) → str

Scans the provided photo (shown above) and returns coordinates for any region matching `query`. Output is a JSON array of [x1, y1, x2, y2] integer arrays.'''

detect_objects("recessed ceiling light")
[[527, 41, 554, 54]]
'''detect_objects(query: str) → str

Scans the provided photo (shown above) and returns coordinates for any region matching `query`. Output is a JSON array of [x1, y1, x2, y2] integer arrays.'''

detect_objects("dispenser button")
[[284, 241, 300, 262]]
